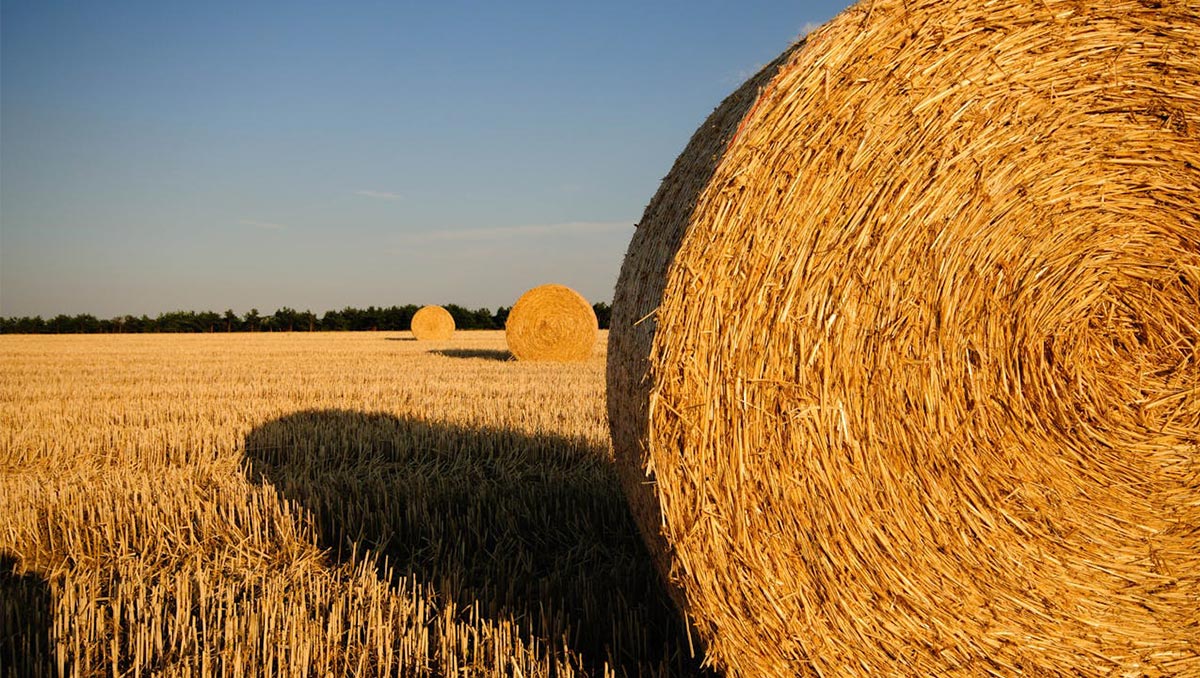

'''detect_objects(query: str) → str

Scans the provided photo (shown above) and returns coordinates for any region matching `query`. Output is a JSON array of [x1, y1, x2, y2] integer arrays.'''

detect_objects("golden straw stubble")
[[505, 285, 597, 362], [410, 305, 455, 341], [0, 331, 673, 677], [608, 1, 1200, 676]]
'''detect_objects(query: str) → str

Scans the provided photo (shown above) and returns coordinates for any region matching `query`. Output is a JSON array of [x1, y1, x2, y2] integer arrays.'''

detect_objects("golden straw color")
[[411, 305, 455, 340], [608, 1, 1200, 676], [506, 285, 598, 362]]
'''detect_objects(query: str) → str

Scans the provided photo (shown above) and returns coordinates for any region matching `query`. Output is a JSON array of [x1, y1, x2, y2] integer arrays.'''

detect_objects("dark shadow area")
[[0, 554, 54, 678], [430, 348, 512, 361], [244, 410, 713, 678], [383, 337, 416, 342]]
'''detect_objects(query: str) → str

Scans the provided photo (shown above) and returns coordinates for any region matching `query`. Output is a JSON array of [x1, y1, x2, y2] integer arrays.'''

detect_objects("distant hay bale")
[[607, 1, 1200, 676], [505, 285, 597, 362], [410, 305, 455, 341]]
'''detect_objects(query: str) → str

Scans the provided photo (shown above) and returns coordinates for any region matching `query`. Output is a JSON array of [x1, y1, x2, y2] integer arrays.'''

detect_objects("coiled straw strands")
[[505, 285, 598, 362], [410, 305, 455, 341], [607, 1, 1200, 676]]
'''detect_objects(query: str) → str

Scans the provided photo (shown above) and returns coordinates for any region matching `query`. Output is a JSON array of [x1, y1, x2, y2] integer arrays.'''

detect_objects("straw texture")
[[411, 305, 455, 341], [506, 285, 598, 362], [607, 1, 1200, 676]]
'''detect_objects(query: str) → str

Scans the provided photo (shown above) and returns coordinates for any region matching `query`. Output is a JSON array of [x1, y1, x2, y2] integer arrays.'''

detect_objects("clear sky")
[[2, 1, 851, 317]]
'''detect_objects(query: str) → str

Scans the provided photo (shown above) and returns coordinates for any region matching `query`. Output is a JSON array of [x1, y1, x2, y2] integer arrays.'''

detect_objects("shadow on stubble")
[[0, 553, 54, 678], [243, 410, 712, 677]]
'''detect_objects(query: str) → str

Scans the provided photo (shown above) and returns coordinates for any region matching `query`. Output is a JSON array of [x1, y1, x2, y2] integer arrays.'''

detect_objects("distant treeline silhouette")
[[1, 303, 614, 334]]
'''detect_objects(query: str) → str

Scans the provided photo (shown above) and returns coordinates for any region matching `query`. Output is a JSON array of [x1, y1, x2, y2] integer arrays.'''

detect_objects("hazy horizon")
[[2, 1, 852, 318]]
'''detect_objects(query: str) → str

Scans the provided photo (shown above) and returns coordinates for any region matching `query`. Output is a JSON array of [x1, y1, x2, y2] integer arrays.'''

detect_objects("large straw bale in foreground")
[[410, 305, 455, 340], [607, 1, 1200, 676], [506, 285, 597, 361]]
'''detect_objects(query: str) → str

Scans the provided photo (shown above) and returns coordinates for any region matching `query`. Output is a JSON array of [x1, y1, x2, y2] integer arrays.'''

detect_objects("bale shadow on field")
[[383, 337, 417, 342], [243, 410, 712, 677], [430, 348, 512, 361], [0, 553, 55, 678]]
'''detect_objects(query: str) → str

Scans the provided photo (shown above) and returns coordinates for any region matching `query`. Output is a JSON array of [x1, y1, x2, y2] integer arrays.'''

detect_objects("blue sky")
[[2, 1, 851, 317]]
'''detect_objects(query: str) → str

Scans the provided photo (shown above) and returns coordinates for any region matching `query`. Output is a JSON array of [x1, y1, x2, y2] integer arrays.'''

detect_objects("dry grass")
[[0, 331, 706, 678], [609, 1, 1200, 676]]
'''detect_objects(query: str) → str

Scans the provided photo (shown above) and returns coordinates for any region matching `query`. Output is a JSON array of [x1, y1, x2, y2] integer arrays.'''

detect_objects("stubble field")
[[0, 331, 704, 678]]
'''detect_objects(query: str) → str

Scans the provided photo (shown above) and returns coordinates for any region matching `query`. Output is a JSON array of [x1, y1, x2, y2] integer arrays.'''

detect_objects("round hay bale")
[[607, 2, 1200, 676], [505, 285, 598, 361], [410, 305, 455, 341]]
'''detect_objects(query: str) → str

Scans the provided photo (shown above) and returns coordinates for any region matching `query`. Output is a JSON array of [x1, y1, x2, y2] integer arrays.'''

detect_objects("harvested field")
[[0, 331, 707, 678]]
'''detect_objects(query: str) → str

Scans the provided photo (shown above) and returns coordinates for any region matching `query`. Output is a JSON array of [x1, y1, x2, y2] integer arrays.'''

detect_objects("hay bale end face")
[[410, 305, 455, 341], [505, 285, 598, 362], [608, 1, 1200, 676]]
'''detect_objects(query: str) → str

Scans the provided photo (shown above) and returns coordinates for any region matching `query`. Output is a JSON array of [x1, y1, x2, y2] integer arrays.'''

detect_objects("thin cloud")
[[354, 189, 404, 201], [728, 20, 826, 84], [405, 220, 633, 243], [730, 63, 767, 84], [240, 219, 286, 231]]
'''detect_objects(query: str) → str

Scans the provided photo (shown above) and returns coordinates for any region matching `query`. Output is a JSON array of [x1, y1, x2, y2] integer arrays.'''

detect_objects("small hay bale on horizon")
[[505, 284, 598, 362], [410, 305, 455, 341], [607, 0, 1200, 676]]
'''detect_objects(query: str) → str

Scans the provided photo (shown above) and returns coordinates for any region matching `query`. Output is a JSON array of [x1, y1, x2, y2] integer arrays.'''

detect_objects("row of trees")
[[0, 303, 614, 334]]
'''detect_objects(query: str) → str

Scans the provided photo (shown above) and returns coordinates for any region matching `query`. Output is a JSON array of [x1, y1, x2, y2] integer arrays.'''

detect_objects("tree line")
[[1, 303, 614, 334]]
